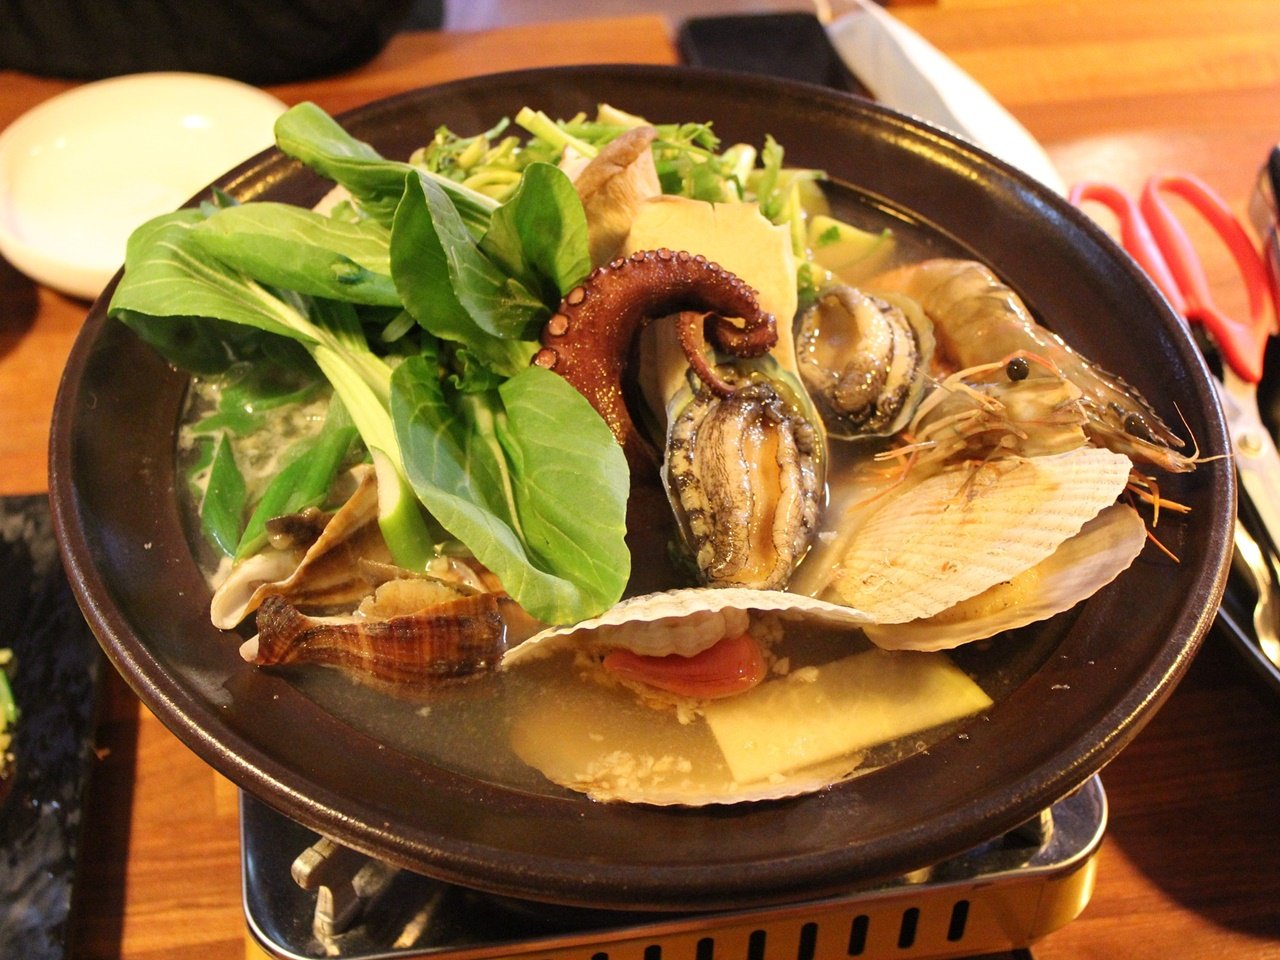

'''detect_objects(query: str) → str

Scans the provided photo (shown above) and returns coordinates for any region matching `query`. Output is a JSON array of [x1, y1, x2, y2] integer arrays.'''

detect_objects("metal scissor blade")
[[1216, 374, 1280, 556]]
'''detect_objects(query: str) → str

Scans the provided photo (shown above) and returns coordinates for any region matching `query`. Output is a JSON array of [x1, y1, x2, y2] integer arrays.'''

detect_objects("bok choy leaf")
[[110, 209, 436, 571], [275, 101, 498, 236], [201, 434, 247, 557], [479, 161, 592, 304], [390, 172, 540, 378], [110, 151, 628, 623], [189, 204, 400, 306], [391, 357, 629, 624], [234, 401, 359, 561]]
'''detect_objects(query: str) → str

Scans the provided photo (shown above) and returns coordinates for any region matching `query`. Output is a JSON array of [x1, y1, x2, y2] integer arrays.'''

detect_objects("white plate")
[[0, 73, 285, 300]]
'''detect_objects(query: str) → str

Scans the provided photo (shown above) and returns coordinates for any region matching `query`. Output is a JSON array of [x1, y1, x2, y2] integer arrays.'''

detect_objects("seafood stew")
[[50, 67, 1231, 910], [161, 104, 1142, 804]]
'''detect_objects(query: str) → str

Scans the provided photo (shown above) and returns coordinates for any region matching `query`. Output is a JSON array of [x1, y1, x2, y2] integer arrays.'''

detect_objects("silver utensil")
[[1231, 518, 1280, 667]]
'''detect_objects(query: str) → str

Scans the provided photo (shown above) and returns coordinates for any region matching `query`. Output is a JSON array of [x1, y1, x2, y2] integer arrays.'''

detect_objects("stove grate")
[[242, 777, 1104, 960]]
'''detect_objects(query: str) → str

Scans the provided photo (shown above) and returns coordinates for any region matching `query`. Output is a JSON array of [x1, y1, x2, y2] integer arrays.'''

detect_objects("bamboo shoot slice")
[[704, 648, 992, 785]]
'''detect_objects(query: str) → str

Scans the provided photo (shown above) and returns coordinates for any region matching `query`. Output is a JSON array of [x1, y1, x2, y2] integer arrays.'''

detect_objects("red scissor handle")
[[1070, 174, 1274, 383], [1140, 172, 1273, 383], [1068, 181, 1188, 312]]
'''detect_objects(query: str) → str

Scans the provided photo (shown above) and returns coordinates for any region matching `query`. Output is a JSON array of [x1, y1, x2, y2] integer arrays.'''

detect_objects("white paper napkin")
[[826, 0, 1065, 194]]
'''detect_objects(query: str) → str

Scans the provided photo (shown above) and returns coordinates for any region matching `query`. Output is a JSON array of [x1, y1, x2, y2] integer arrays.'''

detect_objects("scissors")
[[1070, 172, 1280, 552]]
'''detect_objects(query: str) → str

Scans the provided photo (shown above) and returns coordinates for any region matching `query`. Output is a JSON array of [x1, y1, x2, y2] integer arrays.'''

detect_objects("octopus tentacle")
[[532, 248, 778, 470], [673, 311, 738, 398]]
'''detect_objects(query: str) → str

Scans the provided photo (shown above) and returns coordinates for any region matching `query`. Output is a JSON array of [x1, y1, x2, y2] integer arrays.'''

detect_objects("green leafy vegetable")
[[109, 148, 620, 620], [110, 99, 823, 628], [1, 649, 18, 732], [201, 434, 248, 557], [186, 434, 216, 511], [391, 358, 629, 624], [276, 101, 498, 235], [187, 361, 320, 436], [111, 209, 436, 570], [190, 204, 400, 306], [514, 107, 601, 160], [0, 656, 15, 774], [390, 173, 539, 377], [413, 118, 525, 199], [235, 403, 359, 560], [480, 161, 592, 303], [113, 212, 302, 374], [113, 212, 324, 347]]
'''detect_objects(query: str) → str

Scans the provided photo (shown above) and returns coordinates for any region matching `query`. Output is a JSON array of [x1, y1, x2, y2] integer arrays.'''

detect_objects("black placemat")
[[1, 494, 103, 959]]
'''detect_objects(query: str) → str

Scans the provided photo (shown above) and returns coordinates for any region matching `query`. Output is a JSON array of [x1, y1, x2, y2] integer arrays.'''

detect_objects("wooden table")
[[2, 4, 1279, 957]]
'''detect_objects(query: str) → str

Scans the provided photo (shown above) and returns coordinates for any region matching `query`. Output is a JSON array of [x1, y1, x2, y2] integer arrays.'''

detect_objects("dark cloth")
[[0, 0, 440, 84]]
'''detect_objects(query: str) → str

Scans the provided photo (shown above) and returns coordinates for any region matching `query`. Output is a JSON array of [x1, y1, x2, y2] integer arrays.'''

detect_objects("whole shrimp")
[[886, 353, 1091, 474], [873, 258, 1198, 473]]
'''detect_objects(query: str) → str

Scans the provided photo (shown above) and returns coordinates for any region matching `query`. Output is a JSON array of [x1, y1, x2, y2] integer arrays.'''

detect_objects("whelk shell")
[[243, 578, 507, 690], [210, 464, 390, 629]]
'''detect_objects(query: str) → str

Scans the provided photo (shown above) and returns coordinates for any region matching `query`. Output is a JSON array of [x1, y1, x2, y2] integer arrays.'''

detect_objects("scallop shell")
[[507, 639, 990, 806], [502, 586, 872, 665], [864, 503, 1147, 651], [504, 585, 875, 805], [826, 445, 1134, 623]]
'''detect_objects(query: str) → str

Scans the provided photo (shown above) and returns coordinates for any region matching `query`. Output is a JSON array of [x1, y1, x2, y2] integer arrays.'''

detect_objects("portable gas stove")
[[241, 776, 1104, 960]]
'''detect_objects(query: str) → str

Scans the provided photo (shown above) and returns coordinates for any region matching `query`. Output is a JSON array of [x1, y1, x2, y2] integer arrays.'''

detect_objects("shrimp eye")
[[1005, 356, 1030, 381], [1123, 412, 1156, 442]]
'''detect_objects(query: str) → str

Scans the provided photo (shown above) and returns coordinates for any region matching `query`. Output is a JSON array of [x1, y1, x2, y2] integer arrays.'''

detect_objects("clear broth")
[[178, 183, 1062, 801]]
